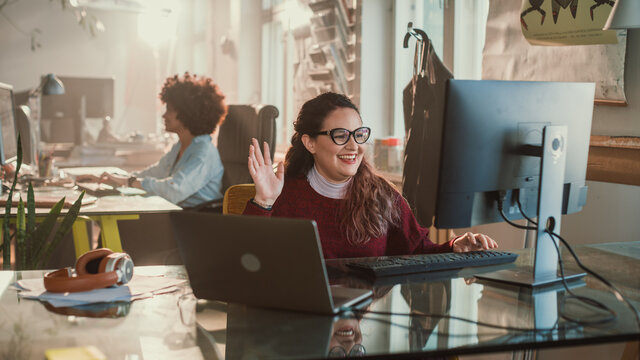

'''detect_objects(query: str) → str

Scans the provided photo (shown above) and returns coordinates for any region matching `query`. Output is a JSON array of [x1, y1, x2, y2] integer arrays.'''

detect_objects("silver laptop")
[[171, 212, 372, 314]]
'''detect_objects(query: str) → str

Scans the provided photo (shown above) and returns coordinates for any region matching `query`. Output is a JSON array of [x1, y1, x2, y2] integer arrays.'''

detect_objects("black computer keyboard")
[[346, 251, 518, 277]]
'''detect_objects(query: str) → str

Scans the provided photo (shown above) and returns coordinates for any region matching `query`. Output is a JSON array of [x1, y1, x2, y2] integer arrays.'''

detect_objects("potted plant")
[[1, 136, 84, 270]]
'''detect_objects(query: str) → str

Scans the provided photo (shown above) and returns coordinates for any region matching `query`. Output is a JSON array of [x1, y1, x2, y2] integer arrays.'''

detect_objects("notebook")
[[170, 212, 373, 314]]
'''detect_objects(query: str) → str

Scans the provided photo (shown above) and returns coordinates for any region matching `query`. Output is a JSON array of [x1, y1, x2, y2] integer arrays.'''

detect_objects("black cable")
[[544, 230, 617, 325], [506, 200, 639, 329], [548, 231, 640, 331], [515, 196, 537, 225], [358, 314, 581, 339], [496, 192, 536, 230], [350, 308, 573, 334], [504, 201, 616, 324], [498, 206, 536, 230]]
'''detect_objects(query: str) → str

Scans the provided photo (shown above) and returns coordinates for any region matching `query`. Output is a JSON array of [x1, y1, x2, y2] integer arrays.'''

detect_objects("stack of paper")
[[14, 274, 187, 308]]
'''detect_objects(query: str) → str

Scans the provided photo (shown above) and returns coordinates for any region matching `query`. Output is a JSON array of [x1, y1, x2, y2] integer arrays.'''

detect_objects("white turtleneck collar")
[[306, 164, 351, 199]]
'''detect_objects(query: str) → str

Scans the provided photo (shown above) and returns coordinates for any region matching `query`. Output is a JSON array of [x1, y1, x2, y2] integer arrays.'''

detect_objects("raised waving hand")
[[248, 138, 284, 206]]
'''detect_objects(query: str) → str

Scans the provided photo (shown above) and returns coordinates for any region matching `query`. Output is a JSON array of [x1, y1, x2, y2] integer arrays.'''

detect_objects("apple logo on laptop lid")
[[241, 253, 261, 272]]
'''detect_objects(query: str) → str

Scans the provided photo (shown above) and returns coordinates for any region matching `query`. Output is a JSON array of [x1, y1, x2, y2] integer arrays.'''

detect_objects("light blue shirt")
[[133, 134, 224, 207]]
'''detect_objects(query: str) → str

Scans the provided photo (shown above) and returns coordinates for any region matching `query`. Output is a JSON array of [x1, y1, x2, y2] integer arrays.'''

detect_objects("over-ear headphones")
[[44, 248, 134, 293]]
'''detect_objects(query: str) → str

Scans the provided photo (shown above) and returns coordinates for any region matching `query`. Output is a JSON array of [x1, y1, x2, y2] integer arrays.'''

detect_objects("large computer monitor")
[[404, 80, 593, 229], [40, 76, 114, 144], [403, 79, 595, 287], [0, 82, 19, 165]]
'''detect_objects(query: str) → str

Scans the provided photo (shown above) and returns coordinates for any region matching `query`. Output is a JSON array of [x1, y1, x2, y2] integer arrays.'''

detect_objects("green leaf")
[[37, 192, 84, 269], [27, 198, 65, 268], [26, 182, 35, 260], [16, 197, 26, 270], [2, 134, 22, 269], [15, 133, 22, 174]]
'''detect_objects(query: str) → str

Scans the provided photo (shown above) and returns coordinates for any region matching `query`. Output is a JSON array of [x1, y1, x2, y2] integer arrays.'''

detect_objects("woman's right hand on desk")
[[99, 172, 128, 187], [248, 138, 284, 206], [74, 174, 102, 183]]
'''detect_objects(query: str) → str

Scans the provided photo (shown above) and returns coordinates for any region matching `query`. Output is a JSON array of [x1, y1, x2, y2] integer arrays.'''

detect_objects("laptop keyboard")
[[346, 251, 518, 278]]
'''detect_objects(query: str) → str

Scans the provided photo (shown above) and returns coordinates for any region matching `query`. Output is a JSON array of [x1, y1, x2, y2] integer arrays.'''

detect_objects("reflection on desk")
[[0, 266, 200, 360], [1, 244, 638, 359]]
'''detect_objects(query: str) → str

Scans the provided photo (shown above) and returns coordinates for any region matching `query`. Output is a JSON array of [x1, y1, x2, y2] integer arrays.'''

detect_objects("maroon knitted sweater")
[[243, 177, 454, 259]]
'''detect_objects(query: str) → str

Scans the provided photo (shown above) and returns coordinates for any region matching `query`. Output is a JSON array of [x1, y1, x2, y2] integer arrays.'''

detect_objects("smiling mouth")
[[334, 328, 355, 337], [338, 154, 357, 161]]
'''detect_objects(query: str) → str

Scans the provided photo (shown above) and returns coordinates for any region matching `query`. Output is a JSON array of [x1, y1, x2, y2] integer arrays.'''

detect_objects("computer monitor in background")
[[0, 82, 19, 165], [40, 76, 114, 144], [404, 79, 595, 287]]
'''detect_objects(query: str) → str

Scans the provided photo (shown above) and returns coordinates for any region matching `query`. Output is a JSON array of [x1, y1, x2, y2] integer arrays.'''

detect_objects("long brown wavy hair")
[[285, 93, 402, 245], [159, 72, 227, 135]]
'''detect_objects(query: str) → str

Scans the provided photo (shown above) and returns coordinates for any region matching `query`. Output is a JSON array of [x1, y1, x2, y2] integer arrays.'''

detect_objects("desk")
[[2, 165, 182, 259], [72, 194, 182, 255], [2, 190, 181, 258], [1, 243, 639, 359], [0, 266, 200, 359]]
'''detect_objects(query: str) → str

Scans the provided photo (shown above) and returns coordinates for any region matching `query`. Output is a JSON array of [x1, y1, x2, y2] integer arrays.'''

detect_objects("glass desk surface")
[[1, 243, 639, 359]]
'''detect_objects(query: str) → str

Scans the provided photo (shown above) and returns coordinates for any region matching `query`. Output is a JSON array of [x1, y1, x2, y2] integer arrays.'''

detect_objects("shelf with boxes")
[[305, 0, 359, 98]]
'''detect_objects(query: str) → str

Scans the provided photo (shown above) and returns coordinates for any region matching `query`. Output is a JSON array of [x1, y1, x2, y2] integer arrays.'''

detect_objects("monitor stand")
[[476, 125, 585, 288]]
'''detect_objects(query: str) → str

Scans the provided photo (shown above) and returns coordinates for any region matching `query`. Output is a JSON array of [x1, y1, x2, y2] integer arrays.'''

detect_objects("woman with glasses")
[[245, 92, 497, 258]]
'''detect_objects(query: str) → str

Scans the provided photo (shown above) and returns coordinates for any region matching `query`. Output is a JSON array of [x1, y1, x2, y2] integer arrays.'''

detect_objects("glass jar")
[[384, 137, 403, 174]]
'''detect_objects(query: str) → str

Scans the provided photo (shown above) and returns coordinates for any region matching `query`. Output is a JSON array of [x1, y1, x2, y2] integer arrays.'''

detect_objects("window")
[[392, 0, 488, 139], [262, 0, 489, 150]]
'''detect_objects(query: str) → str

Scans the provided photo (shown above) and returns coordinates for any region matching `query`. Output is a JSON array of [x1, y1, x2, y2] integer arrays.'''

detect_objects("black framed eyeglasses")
[[314, 127, 371, 145], [328, 344, 366, 357]]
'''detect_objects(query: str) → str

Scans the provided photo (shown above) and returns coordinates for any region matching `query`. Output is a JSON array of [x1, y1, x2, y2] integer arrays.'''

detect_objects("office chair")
[[218, 104, 278, 190], [222, 184, 256, 215], [189, 104, 278, 212]]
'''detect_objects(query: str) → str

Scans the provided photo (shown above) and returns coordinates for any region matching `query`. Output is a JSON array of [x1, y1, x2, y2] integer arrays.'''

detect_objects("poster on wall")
[[520, 0, 618, 45], [483, 0, 627, 103]]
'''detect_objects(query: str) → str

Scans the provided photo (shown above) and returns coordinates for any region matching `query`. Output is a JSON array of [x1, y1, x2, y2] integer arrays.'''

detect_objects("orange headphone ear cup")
[[99, 253, 121, 273], [76, 248, 114, 275], [44, 268, 119, 293]]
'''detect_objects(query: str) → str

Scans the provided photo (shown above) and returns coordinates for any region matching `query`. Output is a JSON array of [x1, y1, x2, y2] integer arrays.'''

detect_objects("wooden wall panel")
[[587, 136, 640, 186]]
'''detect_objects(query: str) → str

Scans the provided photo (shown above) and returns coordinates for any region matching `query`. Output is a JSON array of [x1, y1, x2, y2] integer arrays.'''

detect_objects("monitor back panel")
[[435, 80, 594, 228], [441, 80, 593, 194]]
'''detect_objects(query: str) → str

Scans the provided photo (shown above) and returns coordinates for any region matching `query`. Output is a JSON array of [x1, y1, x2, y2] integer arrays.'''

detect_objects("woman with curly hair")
[[244, 92, 498, 258], [89, 72, 227, 207]]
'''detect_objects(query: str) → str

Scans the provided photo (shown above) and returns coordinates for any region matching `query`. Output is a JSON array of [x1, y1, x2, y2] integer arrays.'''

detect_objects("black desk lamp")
[[26, 74, 65, 170], [33, 74, 65, 96]]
